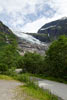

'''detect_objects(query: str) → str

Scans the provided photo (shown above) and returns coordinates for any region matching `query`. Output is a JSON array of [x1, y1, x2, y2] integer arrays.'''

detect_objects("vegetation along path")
[[0, 78, 67, 100], [0, 80, 22, 100], [35, 78, 67, 100]]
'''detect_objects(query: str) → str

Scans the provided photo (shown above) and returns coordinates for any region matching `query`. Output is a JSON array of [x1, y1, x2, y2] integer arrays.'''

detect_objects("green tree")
[[23, 52, 44, 74], [44, 35, 67, 79], [0, 43, 21, 73]]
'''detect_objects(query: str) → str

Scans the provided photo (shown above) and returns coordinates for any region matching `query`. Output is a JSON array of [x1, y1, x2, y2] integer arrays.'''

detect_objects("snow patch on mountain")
[[40, 25, 56, 31], [13, 31, 43, 45]]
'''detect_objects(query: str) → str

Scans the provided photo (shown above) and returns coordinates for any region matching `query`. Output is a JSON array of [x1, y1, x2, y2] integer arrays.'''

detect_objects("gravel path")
[[35, 78, 67, 100], [0, 79, 67, 100], [0, 80, 22, 100]]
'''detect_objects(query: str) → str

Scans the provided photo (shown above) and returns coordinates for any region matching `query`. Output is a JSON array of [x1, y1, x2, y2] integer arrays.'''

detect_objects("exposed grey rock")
[[18, 38, 49, 55]]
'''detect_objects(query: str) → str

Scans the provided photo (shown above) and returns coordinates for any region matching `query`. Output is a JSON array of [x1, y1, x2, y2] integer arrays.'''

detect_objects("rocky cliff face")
[[37, 17, 67, 42], [18, 38, 48, 56], [0, 21, 13, 34]]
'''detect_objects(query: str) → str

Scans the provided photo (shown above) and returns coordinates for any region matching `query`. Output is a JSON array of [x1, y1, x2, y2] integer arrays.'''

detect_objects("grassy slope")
[[20, 85, 58, 100], [0, 75, 14, 80]]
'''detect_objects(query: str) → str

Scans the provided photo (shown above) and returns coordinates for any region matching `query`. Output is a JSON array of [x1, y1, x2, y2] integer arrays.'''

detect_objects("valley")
[[0, 18, 67, 100]]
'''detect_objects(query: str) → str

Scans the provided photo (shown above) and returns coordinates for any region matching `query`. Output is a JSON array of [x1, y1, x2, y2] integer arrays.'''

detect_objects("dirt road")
[[0, 80, 21, 100]]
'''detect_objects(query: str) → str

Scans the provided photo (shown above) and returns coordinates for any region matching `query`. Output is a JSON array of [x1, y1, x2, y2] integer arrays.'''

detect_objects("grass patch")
[[0, 74, 14, 80], [20, 85, 58, 100], [14, 73, 58, 100], [28, 73, 67, 84]]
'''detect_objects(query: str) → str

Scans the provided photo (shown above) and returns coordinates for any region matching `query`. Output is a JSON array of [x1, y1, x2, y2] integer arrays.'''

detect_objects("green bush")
[[6, 67, 17, 76], [16, 74, 30, 83], [0, 64, 8, 74]]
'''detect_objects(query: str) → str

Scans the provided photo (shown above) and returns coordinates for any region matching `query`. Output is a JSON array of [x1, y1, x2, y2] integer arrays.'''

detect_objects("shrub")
[[0, 64, 8, 74]]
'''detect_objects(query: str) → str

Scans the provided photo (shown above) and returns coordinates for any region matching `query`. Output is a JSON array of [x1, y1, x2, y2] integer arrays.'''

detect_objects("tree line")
[[0, 35, 67, 80]]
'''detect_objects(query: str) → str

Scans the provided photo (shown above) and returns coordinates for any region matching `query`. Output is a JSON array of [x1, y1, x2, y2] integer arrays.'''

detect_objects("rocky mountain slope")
[[18, 38, 48, 55], [0, 21, 48, 55], [25, 17, 67, 43], [0, 21, 17, 50], [37, 17, 67, 42], [14, 31, 48, 55], [0, 21, 13, 34]]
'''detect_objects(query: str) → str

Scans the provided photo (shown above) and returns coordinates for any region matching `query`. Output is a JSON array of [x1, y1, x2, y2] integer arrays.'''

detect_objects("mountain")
[[0, 21, 17, 53], [0, 21, 17, 51], [0, 21, 48, 55], [37, 17, 67, 42], [0, 21, 13, 34], [14, 31, 48, 55]]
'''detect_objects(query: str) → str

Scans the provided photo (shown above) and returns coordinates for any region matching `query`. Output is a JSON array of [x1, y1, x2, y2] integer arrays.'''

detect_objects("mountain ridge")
[[37, 17, 67, 42]]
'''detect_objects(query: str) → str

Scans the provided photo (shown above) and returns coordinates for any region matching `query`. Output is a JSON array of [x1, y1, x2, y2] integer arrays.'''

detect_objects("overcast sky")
[[0, 0, 67, 33]]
